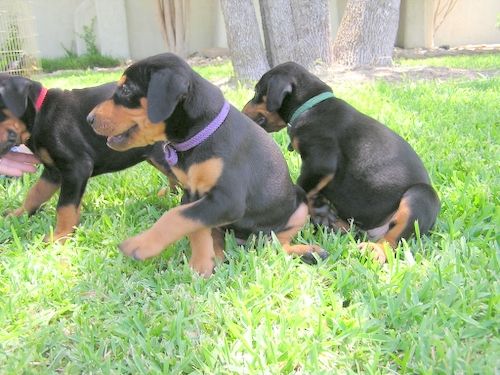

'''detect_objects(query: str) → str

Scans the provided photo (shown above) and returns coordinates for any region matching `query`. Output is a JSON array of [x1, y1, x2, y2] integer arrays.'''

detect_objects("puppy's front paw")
[[300, 245, 329, 265], [43, 231, 71, 244], [358, 242, 387, 264], [119, 231, 165, 260], [189, 256, 215, 278]]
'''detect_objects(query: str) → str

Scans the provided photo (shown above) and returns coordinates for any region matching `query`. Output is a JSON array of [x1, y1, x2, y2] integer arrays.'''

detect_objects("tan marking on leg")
[[119, 202, 205, 260], [383, 198, 411, 247], [212, 228, 225, 262], [37, 148, 55, 166], [8, 178, 59, 217], [358, 198, 411, 264], [306, 174, 334, 199], [45, 204, 81, 243], [188, 228, 216, 277], [277, 202, 325, 256]]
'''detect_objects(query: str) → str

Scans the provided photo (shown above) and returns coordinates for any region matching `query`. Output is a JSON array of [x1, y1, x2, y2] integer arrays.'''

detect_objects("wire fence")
[[0, 0, 40, 76]]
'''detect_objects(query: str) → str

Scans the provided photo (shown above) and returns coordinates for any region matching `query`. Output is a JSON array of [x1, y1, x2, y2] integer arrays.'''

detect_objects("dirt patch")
[[314, 65, 499, 86], [310, 45, 500, 85], [393, 44, 500, 59], [190, 45, 500, 86]]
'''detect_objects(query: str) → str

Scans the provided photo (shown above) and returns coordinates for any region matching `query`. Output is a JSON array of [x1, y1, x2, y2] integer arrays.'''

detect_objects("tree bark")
[[289, 0, 332, 68], [332, 0, 401, 67], [259, 0, 297, 67], [220, 0, 270, 81]]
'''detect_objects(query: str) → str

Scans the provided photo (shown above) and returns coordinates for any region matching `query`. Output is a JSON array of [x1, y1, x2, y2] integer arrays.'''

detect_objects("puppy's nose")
[[86, 112, 95, 126]]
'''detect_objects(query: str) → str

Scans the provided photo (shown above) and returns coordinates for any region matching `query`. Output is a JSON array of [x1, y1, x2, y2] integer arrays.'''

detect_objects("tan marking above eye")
[[117, 75, 127, 86]]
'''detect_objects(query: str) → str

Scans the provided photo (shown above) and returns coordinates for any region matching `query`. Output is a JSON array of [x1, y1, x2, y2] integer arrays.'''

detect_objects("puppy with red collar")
[[243, 62, 440, 263], [0, 74, 172, 241]]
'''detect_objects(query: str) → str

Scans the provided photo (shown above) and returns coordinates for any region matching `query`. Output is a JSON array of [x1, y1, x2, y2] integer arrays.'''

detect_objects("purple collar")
[[163, 101, 230, 166]]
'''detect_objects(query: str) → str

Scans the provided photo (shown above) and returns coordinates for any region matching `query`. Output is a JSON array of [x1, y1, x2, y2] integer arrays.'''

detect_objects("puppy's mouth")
[[0, 141, 15, 157], [0, 128, 22, 157], [106, 124, 138, 149]]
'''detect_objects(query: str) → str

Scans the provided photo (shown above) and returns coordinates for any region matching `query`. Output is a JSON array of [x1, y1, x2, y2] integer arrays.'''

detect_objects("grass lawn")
[[1, 57, 499, 373], [396, 52, 500, 70]]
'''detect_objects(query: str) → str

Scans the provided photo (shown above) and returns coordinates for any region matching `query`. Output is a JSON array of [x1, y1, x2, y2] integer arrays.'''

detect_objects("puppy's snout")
[[86, 112, 95, 127]]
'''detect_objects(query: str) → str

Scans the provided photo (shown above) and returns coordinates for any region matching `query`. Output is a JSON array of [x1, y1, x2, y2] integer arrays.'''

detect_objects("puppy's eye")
[[256, 116, 266, 126], [121, 85, 131, 96]]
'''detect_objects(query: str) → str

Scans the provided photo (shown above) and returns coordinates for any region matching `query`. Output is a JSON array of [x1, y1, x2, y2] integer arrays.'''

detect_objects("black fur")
[[244, 62, 440, 244]]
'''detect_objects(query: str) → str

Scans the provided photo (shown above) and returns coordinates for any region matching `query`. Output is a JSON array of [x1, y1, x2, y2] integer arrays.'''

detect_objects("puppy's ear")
[[147, 69, 189, 123], [266, 75, 292, 112], [0, 76, 32, 118]]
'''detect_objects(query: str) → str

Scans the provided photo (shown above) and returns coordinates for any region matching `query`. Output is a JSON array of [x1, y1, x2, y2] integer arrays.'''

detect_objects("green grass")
[[41, 54, 122, 73], [1, 58, 499, 373], [396, 53, 500, 70]]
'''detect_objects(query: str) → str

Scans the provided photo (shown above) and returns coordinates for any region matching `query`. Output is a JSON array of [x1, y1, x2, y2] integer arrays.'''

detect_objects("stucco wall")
[[434, 0, 500, 47], [27, 0, 500, 60], [31, 0, 81, 58], [398, 0, 500, 48]]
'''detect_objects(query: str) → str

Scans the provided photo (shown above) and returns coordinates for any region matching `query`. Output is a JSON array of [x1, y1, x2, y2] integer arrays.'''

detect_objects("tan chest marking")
[[171, 157, 223, 197]]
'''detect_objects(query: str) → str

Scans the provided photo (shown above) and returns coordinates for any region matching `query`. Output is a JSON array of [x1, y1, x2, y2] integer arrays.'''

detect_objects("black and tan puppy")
[[243, 62, 440, 263], [0, 74, 172, 242], [87, 53, 326, 276]]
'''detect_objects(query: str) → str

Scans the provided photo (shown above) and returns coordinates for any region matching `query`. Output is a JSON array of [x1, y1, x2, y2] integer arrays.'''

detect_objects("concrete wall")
[[398, 0, 500, 48], [31, 0, 81, 58], [433, 0, 500, 47], [28, 0, 500, 60]]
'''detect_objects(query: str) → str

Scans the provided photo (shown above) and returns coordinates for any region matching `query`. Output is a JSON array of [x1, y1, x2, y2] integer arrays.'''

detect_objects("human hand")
[[0, 151, 40, 177]]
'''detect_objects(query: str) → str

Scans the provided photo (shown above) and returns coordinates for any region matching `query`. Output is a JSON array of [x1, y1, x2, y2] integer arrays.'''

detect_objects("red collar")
[[35, 87, 48, 112]]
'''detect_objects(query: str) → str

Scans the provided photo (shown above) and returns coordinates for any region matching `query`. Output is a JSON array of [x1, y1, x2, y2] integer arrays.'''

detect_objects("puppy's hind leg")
[[277, 202, 329, 265], [359, 183, 440, 263]]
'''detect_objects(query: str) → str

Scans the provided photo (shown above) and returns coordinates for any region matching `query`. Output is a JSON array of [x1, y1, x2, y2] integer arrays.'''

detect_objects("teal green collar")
[[288, 91, 334, 127]]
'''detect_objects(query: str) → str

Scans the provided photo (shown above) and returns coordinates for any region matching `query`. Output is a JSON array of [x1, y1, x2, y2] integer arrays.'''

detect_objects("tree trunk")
[[259, 0, 297, 67], [332, 0, 401, 67], [156, 0, 189, 57], [220, 0, 269, 81], [289, 0, 332, 68]]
